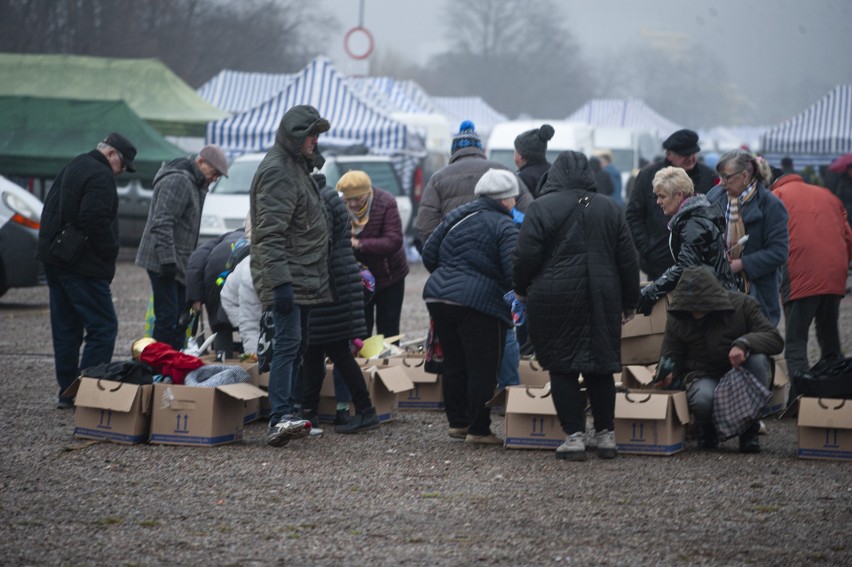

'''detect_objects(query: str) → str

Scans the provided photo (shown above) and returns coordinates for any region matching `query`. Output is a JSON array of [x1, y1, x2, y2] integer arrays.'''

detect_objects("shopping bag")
[[423, 318, 443, 375], [712, 366, 771, 440]]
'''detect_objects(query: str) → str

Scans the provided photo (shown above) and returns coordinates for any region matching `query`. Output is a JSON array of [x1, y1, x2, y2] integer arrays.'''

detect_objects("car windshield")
[[326, 161, 404, 197], [209, 159, 259, 195]]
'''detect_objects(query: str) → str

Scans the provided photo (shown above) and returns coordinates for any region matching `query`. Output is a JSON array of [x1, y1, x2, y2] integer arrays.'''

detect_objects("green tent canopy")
[[0, 53, 229, 136], [0, 96, 185, 180]]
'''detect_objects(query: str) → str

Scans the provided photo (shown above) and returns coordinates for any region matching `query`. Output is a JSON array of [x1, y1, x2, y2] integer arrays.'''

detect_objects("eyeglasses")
[[719, 170, 743, 183]]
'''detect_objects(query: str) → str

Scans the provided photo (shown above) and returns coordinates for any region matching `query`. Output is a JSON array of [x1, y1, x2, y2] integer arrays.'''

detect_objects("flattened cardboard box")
[[797, 397, 852, 461], [198, 356, 261, 424], [397, 354, 444, 410], [492, 386, 563, 449], [149, 382, 266, 447], [317, 361, 414, 423], [762, 358, 790, 417], [615, 390, 690, 455], [620, 294, 669, 365], [65, 377, 153, 444]]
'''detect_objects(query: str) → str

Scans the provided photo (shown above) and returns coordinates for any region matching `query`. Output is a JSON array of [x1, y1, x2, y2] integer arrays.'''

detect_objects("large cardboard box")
[[614, 390, 690, 455], [762, 359, 791, 417], [317, 360, 414, 423], [149, 382, 266, 447], [197, 356, 261, 424], [397, 354, 444, 410], [497, 386, 564, 450], [797, 397, 852, 461], [621, 365, 657, 390], [65, 378, 153, 444], [517, 358, 551, 387], [620, 294, 669, 365]]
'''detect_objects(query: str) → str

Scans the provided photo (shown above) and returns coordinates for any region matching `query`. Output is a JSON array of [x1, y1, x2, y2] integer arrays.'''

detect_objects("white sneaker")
[[595, 429, 617, 459], [266, 416, 311, 447], [556, 432, 587, 461]]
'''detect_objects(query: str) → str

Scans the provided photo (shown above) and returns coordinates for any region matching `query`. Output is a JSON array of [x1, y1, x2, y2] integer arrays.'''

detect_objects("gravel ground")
[[0, 251, 849, 566]]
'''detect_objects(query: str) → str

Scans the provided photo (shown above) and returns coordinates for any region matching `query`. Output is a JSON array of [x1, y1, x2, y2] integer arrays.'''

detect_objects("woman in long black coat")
[[513, 151, 640, 461]]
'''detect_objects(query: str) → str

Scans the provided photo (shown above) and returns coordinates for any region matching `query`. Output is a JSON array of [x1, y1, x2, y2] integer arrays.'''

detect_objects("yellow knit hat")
[[336, 170, 372, 198]]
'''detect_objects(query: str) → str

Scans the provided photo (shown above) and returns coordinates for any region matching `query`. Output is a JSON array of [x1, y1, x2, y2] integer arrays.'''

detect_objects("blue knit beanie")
[[451, 120, 482, 154]]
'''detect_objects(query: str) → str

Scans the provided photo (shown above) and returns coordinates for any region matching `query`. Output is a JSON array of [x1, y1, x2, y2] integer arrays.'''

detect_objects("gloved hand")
[[636, 290, 656, 316], [311, 172, 327, 188], [159, 263, 177, 281], [273, 283, 294, 315]]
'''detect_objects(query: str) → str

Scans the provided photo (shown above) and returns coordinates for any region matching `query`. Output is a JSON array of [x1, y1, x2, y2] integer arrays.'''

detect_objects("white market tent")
[[432, 96, 508, 138], [760, 85, 852, 168], [348, 77, 438, 115], [566, 98, 681, 138]]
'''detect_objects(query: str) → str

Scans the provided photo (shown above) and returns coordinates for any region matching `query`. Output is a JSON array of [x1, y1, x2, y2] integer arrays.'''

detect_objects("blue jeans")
[[498, 329, 521, 389], [268, 305, 302, 424], [147, 271, 187, 350], [45, 265, 118, 398]]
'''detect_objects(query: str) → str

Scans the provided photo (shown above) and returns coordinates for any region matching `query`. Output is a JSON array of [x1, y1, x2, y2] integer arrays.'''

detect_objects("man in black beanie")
[[625, 128, 717, 280], [514, 124, 554, 198]]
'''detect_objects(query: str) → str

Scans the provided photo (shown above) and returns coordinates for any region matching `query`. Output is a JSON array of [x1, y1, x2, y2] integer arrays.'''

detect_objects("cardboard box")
[[517, 358, 551, 387], [621, 365, 657, 390], [197, 357, 260, 424], [762, 359, 791, 417], [397, 354, 444, 410], [149, 382, 266, 447], [495, 386, 564, 450], [65, 377, 153, 444], [797, 397, 852, 461], [317, 360, 414, 423], [614, 390, 690, 455], [620, 294, 669, 365]]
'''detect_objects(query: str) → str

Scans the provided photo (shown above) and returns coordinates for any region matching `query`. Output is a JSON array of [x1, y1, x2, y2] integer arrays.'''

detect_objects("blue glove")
[[273, 283, 294, 315]]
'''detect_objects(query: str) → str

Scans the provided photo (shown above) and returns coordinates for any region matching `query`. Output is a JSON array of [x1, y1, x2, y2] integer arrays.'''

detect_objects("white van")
[[485, 120, 594, 169]]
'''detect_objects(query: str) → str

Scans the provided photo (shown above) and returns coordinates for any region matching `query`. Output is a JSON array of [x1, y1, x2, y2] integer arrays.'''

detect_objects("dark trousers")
[[45, 264, 118, 398], [147, 271, 187, 350], [551, 371, 615, 435], [366, 278, 405, 341], [301, 339, 372, 414], [783, 295, 842, 378], [427, 302, 506, 436]]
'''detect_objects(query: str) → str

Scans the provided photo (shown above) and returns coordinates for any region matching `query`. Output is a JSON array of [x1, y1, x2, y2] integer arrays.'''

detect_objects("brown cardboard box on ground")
[[64, 377, 153, 444], [397, 354, 444, 410], [197, 356, 261, 424], [492, 385, 564, 450], [620, 293, 669, 365], [762, 358, 791, 417], [796, 397, 852, 461], [517, 358, 551, 387], [149, 382, 266, 447], [614, 389, 690, 455], [317, 361, 414, 423]]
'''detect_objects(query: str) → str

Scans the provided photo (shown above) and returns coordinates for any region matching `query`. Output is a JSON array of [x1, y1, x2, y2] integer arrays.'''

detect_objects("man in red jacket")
[[772, 172, 852, 390]]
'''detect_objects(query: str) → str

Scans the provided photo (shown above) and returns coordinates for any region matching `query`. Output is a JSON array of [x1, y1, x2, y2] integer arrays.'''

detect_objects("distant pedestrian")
[[513, 123, 554, 198], [136, 144, 229, 350], [37, 132, 137, 408]]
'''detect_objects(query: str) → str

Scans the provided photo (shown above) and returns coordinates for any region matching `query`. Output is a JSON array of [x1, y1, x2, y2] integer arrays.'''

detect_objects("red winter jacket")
[[139, 342, 205, 385], [773, 174, 852, 301]]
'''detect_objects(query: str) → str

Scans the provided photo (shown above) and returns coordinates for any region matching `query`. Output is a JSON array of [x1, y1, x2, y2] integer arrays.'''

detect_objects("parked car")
[[115, 179, 154, 246], [199, 152, 413, 241], [0, 176, 43, 296]]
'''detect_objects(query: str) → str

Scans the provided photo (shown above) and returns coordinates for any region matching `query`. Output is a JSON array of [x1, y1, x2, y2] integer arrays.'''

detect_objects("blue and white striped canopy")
[[761, 85, 852, 168], [567, 98, 681, 137], [432, 96, 508, 138], [197, 69, 293, 113]]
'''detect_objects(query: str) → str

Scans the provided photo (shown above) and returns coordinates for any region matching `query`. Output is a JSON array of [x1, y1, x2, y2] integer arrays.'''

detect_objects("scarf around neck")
[[349, 189, 374, 236]]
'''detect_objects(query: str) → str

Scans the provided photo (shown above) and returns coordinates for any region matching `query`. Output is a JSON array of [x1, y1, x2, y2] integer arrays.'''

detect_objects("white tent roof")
[[432, 96, 508, 138], [567, 98, 681, 137], [197, 69, 293, 113]]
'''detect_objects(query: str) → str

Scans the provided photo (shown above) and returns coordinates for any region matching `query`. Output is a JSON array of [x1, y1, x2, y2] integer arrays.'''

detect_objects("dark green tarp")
[[0, 53, 229, 136], [0, 96, 185, 180]]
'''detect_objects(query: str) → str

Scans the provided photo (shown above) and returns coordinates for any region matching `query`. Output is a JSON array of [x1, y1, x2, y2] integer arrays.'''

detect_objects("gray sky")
[[324, 0, 852, 126]]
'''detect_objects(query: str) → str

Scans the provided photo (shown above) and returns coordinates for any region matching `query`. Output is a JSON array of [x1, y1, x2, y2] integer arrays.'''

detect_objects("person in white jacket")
[[220, 254, 261, 355]]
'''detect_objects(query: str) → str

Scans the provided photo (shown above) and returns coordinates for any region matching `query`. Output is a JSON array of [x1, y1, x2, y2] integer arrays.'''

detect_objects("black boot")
[[739, 421, 760, 453], [335, 406, 380, 434], [696, 423, 718, 449]]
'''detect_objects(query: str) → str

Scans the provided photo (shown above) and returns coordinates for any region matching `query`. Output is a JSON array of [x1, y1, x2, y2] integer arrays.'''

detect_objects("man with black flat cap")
[[37, 132, 138, 409], [626, 129, 717, 281]]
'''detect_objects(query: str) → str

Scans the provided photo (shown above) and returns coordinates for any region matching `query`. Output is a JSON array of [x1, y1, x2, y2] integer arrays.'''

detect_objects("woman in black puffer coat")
[[513, 151, 640, 460], [636, 166, 737, 315], [300, 178, 379, 434]]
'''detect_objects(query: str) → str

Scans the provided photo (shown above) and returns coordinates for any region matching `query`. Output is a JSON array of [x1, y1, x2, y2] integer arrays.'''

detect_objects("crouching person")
[[656, 266, 783, 452]]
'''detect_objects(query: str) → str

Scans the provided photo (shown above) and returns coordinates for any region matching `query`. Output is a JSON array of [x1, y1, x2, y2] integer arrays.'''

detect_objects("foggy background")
[[2, 0, 850, 129]]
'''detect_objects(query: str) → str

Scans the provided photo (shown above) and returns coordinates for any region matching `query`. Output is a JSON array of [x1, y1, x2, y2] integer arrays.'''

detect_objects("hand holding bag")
[[423, 318, 444, 375], [712, 366, 771, 440]]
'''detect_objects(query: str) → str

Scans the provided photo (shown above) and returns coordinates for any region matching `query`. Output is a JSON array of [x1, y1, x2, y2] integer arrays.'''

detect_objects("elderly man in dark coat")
[[513, 151, 640, 461]]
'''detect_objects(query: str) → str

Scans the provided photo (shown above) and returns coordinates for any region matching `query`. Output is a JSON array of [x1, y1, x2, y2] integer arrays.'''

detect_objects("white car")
[[0, 176, 44, 296], [199, 152, 412, 240]]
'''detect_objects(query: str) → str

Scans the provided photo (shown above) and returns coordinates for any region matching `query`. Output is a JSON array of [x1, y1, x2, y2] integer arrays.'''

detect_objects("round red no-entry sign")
[[344, 26, 374, 60]]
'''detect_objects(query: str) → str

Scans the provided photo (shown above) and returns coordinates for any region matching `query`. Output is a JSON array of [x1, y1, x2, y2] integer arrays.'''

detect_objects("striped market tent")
[[760, 85, 852, 168], [567, 98, 681, 137], [206, 56, 425, 192], [197, 69, 294, 113], [432, 96, 508, 138]]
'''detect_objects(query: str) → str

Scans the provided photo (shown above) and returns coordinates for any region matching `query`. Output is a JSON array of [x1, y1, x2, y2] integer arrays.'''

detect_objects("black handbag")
[[49, 223, 87, 263]]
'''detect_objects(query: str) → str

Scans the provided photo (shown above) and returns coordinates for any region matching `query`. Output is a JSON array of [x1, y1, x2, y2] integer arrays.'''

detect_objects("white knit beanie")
[[474, 169, 520, 200]]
